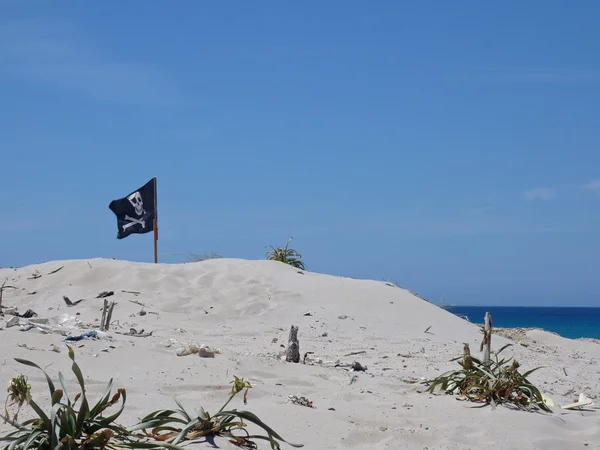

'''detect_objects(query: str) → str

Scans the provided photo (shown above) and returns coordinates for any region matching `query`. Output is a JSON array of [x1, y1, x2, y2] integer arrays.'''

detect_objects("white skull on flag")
[[127, 191, 145, 216]]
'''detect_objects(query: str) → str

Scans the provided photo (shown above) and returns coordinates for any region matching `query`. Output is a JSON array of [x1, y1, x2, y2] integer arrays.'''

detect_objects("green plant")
[[1, 349, 302, 450], [186, 252, 223, 262], [128, 375, 303, 449], [0, 345, 143, 450], [265, 237, 305, 270], [4, 375, 31, 422], [422, 343, 552, 413]]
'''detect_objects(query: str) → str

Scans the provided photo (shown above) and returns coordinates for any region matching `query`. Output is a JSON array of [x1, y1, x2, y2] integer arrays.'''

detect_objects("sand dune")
[[1, 258, 599, 449]]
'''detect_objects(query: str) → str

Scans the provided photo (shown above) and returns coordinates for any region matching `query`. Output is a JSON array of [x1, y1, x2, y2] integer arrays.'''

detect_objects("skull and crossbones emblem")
[[127, 192, 145, 216], [122, 215, 145, 230], [122, 191, 146, 230]]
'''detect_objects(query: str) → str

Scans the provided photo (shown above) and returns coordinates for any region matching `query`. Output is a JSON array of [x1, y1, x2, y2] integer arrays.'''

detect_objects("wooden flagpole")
[[153, 176, 158, 263]]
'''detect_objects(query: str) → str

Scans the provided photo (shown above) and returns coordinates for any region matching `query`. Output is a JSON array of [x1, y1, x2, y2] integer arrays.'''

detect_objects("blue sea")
[[444, 306, 600, 340]]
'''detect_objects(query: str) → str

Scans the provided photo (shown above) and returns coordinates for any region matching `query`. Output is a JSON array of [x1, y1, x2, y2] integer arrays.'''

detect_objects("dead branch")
[[121, 290, 141, 295], [344, 351, 367, 357], [128, 299, 146, 307], [63, 296, 84, 307], [47, 266, 64, 275]]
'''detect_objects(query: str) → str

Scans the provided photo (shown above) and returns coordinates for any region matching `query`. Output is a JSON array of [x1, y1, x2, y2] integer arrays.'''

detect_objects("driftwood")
[[47, 266, 64, 275], [128, 299, 146, 307], [63, 296, 84, 307], [0, 280, 18, 312], [0, 280, 5, 311], [27, 266, 63, 280], [344, 350, 367, 357], [480, 312, 492, 366], [121, 290, 141, 295], [285, 325, 300, 363], [101, 299, 116, 331]]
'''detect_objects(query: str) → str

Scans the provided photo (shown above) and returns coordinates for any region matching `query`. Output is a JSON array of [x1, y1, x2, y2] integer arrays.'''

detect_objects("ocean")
[[443, 306, 600, 340]]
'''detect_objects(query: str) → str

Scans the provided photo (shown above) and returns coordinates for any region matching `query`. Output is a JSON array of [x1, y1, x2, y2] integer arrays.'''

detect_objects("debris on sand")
[[287, 395, 314, 408], [65, 331, 99, 342], [63, 296, 84, 307], [350, 361, 368, 372], [176, 342, 220, 358], [117, 328, 153, 338]]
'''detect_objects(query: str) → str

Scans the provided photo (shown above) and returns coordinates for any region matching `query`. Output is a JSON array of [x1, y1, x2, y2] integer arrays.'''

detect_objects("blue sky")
[[1, 1, 599, 306]]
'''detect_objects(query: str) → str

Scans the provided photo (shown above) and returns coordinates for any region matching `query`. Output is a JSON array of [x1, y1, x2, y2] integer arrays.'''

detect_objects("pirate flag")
[[108, 178, 156, 239]]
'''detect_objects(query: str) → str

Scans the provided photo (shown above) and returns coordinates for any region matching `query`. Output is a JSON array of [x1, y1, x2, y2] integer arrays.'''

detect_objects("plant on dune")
[[186, 252, 223, 262], [0, 346, 161, 450], [128, 375, 303, 449], [422, 343, 552, 413], [4, 375, 31, 422], [0, 350, 303, 450], [265, 237, 305, 270]]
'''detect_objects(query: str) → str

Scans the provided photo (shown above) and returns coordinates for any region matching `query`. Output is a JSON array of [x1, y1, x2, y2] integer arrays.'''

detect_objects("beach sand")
[[1, 258, 599, 449]]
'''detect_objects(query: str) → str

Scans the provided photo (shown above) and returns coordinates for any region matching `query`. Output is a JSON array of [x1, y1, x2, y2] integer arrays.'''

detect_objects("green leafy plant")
[[422, 343, 552, 413], [0, 345, 142, 450], [1, 350, 303, 450], [265, 237, 305, 270], [128, 375, 303, 449]]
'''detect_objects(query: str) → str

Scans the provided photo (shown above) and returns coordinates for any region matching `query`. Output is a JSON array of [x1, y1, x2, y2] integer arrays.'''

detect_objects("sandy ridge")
[[1, 258, 599, 449]]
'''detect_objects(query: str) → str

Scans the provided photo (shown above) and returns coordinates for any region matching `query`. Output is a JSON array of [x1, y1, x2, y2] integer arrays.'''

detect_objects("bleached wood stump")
[[101, 299, 116, 331], [480, 312, 492, 366], [286, 325, 300, 363]]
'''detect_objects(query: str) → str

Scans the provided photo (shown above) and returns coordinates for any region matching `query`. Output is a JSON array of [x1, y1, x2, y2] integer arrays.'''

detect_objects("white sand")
[[1, 258, 599, 449]]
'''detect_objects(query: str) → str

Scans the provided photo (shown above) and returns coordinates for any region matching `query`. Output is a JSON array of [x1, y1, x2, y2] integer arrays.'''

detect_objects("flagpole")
[[153, 176, 158, 263]]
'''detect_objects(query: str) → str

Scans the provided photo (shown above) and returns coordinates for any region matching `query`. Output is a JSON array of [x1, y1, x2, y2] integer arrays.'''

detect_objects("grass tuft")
[[186, 252, 223, 262], [422, 343, 552, 413], [265, 237, 305, 270]]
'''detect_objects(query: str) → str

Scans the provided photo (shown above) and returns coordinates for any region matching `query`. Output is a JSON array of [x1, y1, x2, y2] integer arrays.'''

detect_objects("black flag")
[[109, 178, 156, 239]]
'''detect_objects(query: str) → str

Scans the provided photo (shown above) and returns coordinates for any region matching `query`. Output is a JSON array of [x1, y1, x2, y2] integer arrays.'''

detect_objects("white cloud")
[[524, 188, 557, 201], [0, 17, 183, 107], [524, 179, 600, 201], [584, 180, 600, 195], [476, 67, 600, 83]]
